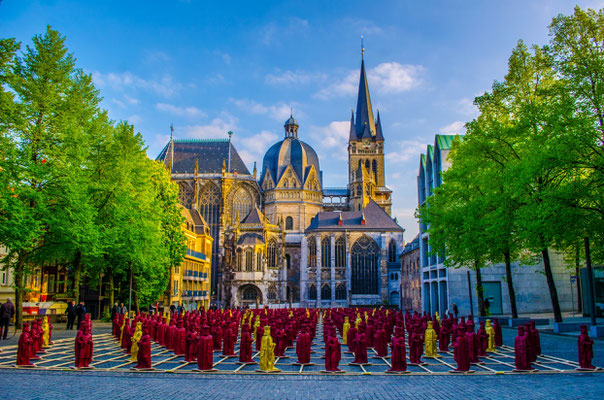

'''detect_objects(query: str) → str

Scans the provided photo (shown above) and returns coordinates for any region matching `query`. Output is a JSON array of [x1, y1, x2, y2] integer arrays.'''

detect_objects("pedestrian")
[[119, 303, 127, 316], [169, 304, 176, 314], [111, 303, 119, 321], [66, 301, 77, 330], [484, 298, 490, 314], [76, 302, 86, 330], [0, 299, 15, 339], [452, 303, 458, 319]]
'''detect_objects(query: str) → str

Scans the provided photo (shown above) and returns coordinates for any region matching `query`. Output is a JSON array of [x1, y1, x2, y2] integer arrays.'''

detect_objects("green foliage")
[[0, 27, 185, 324]]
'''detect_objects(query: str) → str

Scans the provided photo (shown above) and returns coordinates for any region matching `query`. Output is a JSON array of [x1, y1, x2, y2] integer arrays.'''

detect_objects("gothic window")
[[335, 236, 345, 268], [388, 240, 397, 263], [308, 238, 317, 269], [321, 284, 331, 300], [242, 286, 257, 301], [267, 239, 277, 268], [308, 284, 317, 300], [236, 249, 242, 272], [335, 284, 347, 300], [358, 159, 362, 172], [372, 159, 377, 182], [267, 287, 277, 301], [351, 236, 380, 295], [198, 183, 221, 286], [321, 237, 331, 269], [256, 253, 263, 271], [231, 187, 253, 224], [245, 248, 253, 272], [286, 216, 293, 230], [178, 182, 194, 208], [365, 159, 370, 172]]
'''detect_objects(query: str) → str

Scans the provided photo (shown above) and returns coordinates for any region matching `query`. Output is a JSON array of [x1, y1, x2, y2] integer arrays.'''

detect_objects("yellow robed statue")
[[253, 317, 261, 340], [259, 326, 280, 372], [130, 322, 143, 362], [342, 317, 350, 345], [424, 321, 439, 358], [42, 316, 50, 348], [486, 320, 496, 352]]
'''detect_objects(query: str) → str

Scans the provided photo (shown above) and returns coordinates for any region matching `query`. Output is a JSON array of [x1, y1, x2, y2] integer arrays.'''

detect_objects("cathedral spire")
[[355, 58, 376, 139]]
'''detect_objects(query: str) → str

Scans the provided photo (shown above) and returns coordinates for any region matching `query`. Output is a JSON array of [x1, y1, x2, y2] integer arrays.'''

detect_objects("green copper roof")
[[427, 144, 434, 160], [435, 134, 456, 151], [420, 153, 426, 167]]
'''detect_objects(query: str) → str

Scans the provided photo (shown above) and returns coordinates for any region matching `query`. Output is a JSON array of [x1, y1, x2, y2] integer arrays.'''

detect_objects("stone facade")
[[400, 235, 421, 312]]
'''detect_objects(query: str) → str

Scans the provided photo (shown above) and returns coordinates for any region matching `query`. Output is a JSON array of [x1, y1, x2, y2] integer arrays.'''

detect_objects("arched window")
[[365, 159, 370, 172], [245, 248, 253, 272], [372, 159, 377, 182], [308, 238, 317, 269], [231, 187, 253, 224], [285, 254, 291, 269], [388, 240, 397, 263], [267, 287, 277, 300], [198, 183, 221, 288], [256, 253, 263, 271], [351, 236, 380, 295], [242, 286, 257, 301], [308, 284, 317, 300], [236, 249, 242, 272], [285, 216, 293, 230], [267, 239, 277, 268], [321, 237, 331, 269], [321, 284, 331, 300], [335, 236, 345, 267], [335, 284, 347, 300]]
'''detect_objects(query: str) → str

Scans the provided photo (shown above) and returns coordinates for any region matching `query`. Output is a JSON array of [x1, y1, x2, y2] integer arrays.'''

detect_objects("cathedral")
[[157, 57, 404, 308]]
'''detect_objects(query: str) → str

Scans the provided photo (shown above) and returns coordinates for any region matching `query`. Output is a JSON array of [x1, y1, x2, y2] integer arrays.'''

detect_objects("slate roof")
[[156, 139, 250, 175], [306, 200, 403, 232], [401, 234, 420, 255], [237, 233, 265, 246], [323, 187, 349, 196], [435, 134, 457, 151], [261, 137, 320, 185], [241, 206, 264, 225]]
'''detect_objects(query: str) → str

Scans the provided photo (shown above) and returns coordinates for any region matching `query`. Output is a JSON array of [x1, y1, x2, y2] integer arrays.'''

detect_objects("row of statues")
[[14, 306, 598, 373]]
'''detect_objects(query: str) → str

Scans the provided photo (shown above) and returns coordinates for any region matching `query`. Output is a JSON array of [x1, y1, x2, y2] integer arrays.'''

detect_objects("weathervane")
[[361, 35, 364, 59]]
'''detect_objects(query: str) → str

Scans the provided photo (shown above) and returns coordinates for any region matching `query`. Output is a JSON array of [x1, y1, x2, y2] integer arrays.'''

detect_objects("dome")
[[284, 115, 298, 127], [261, 136, 321, 189]]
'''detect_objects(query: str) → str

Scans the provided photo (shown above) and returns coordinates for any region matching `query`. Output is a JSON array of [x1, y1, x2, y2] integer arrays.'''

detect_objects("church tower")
[[348, 56, 392, 214]]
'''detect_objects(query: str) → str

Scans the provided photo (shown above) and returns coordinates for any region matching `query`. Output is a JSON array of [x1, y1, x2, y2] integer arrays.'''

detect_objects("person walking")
[[452, 303, 459, 319], [0, 299, 15, 339], [119, 303, 127, 316], [76, 302, 86, 330], [111, 303, 119, 321], [66, 301, 77, 330]]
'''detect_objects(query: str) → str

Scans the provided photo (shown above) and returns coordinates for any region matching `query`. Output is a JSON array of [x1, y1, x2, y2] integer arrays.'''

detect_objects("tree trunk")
[[575, 243, 582, 313], [133, 274, 140, 315], [14, 251, 26, 329], [584, 236, 597, 326], [107, 268, 115, 309], [541, 248, 562, 322], [72, 250, 82, 302], [504, 250, 518, 318], [474, 259, 485, 317]]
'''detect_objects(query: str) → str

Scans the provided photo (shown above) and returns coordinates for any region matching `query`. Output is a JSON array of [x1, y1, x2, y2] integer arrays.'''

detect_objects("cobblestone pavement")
[[0, 322, 601, 399]]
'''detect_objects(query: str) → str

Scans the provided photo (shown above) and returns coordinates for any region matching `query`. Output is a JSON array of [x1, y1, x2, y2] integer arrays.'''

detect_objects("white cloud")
[[265, 69, 326, 86], [307, 121, 350, 161], [236, 130, 279, 156], [259, 17, 309, 45], [386, 139, 428, 164], [126, 114, 143, 125], [156, 103, 206, 118], [230, 99, 294, 121], [440, 121, 466, 135], [315, 62, 424, 99], [92, 71, 183, 98], [180, 113, 238, 139], [457, 97, 478, 117]]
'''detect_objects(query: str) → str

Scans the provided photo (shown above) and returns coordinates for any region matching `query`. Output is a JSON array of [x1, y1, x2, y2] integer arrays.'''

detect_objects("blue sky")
[[1, 0, 601, 241]]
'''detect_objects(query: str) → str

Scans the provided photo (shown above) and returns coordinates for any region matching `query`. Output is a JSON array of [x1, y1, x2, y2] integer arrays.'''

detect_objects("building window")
[[372, 159, 377, 182], [335, 236, 345, 268], [285, 216, 293, 231], [351, 236, 379, 295], [285, 254, 291, 270], [242, 286, 257, 301], [321, 284, 331, 300], [236, 249, 242, 272], [0, 271, 6, 286], [267, 287, 277, 301], [335, 284, 346, 300], [231, 187, 253, 224], [256, 253, 262, 271], [308, 284, 317, 300], [388, 240, 397, 263], [245, 248, 253, 272], [267, 239, 277, 268], [321, 237, 331, 269], [308, 238, 317, 268]]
